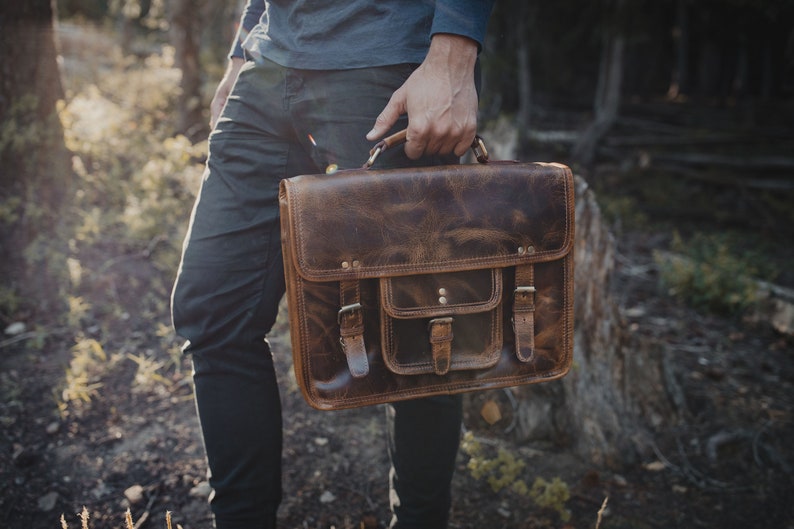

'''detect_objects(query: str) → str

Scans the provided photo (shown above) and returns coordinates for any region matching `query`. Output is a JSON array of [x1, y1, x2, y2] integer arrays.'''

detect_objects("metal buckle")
[[471, 135, 489, 163], [427, 316, 454, 329], [337, 302, 362, 324], [364, 146, 383, 168], [514, 286, 536, 299]]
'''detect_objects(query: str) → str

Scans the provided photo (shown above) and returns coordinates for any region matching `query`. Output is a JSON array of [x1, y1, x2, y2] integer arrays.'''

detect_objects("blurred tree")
[[572, 0, 628, 166], [169, 0, 206, 139], [0, 0, 74, 316], [58, 0, 110, 20]]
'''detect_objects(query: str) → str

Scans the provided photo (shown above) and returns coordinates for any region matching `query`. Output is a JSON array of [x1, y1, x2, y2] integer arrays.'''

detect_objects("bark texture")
[[169, 0, 207, 140], [0, 0, 73, 312], [506, 176, 675, 467]]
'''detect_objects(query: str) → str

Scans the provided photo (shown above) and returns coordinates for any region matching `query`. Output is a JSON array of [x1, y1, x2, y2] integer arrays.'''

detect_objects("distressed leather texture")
[[279, 161, 575, 410]]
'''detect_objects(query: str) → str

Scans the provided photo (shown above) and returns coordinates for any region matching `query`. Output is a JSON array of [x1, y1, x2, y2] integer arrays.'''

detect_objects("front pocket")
[[380, 269, 503, 375]]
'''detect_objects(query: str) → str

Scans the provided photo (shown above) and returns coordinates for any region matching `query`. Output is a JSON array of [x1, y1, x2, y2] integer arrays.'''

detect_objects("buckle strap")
[[338, 280, 369, 378], [428, 317, 454, 376], [513, 265, 535, 362]]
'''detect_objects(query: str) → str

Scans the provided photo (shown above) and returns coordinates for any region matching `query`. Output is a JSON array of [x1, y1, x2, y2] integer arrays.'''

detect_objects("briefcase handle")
[[364, 129, 489, 168]]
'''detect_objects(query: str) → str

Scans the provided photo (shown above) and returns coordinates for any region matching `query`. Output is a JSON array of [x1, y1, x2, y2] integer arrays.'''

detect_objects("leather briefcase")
[[279, 133, 574, 410]]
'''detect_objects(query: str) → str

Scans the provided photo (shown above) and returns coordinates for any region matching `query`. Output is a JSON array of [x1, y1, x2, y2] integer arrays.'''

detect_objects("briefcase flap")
[[279, 161, 574, 282]]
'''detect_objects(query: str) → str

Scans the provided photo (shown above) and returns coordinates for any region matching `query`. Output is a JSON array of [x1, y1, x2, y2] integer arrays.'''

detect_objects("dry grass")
[[60, 507, 181, 529]]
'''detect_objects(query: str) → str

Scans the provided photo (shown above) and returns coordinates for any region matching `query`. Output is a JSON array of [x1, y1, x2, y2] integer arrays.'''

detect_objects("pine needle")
[[125, 508, 134, 529]]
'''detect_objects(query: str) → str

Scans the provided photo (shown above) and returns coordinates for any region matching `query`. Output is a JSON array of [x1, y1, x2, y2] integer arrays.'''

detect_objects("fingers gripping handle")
[[364, 129, 489, 168]]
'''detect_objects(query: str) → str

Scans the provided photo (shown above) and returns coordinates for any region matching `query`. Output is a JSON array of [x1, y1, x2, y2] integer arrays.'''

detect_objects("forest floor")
[[2, 22, 794, 529]]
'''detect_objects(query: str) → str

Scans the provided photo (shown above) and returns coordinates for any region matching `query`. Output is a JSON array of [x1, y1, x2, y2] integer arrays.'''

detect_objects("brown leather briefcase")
[[279, 134, 574, 410]]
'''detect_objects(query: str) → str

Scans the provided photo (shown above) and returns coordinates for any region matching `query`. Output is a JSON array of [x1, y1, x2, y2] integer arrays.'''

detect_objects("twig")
[[132, 489, 159, 529], [649, 438, 737, 492], [752, 422, 793, 474], [339, 484, 377, 511], [96, 234, 168, 275], [675, 436, 733, 490], [0, 331, 40, 349], [0, 326, 70, 349], [595, 496, 609, 529]]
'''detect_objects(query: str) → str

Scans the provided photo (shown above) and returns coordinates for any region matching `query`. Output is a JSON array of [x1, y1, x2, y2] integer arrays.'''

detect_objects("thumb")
[[366, 88, 406, 141]]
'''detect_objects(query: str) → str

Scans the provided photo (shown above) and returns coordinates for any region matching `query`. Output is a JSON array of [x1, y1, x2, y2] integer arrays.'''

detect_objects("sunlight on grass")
[[60, 506, 183, 529], [58, 337, 107, 414]]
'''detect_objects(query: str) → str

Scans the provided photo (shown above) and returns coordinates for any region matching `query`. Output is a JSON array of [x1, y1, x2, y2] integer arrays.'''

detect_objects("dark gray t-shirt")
[[232, 0, 494, 69]]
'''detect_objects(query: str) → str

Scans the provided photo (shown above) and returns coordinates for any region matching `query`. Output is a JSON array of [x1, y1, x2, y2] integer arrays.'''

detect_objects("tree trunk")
[[572, 31, 625, 166], [0, 0, 73, 314], [515, 1, 532, 150], [170, 0, 207, 140], [668, 0, 690, 98], [0, 0, 64, 119]]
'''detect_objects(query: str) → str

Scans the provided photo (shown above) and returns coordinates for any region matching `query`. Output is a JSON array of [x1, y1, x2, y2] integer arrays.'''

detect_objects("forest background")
[[1, 1, 793, 528]]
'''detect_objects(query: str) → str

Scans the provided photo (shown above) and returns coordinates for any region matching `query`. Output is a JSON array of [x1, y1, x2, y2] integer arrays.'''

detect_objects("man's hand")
[[366, 34, 479, 160], [210, 57, 246, 129]]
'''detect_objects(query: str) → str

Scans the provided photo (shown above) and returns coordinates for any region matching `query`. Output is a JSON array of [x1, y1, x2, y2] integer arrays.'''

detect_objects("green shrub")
[[654, 231, 777, 316], [461, 432, 571, 521]]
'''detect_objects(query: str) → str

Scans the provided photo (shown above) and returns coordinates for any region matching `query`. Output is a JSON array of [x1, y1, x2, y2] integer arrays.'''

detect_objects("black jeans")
[[171, 58, 462, 529]]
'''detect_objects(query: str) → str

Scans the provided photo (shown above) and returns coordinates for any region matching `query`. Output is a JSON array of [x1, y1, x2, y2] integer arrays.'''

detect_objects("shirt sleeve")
[[230, 0, 267, 59], [430, 0, 496, 50]]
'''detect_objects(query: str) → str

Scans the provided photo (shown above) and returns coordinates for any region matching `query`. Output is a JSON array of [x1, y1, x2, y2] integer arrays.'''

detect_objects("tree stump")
[[468, 174, 675, 467]]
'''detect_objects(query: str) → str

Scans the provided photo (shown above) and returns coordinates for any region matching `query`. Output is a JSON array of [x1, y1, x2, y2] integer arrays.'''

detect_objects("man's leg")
[[171, 60, 319, 529], [387, 396, 463, 529], [287, 65, 464, 529]]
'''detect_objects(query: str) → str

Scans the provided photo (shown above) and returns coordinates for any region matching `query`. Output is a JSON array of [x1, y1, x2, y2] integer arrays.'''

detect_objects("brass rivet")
[[341, 261, 350, 269], [439, 296, 448, 305], [438, 288, 447, 296], [517, 246, 525, 255], [527, 245, 535, 254], [352, 260, 360, 268]]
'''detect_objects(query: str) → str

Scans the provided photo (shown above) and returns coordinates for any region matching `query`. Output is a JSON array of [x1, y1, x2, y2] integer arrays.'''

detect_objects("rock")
[[644, 461, 666, 472], [480, 399, 502, 425], [38, 491, 58, 512], [124, 484, 145, 504], [319, 490, 336, 504], [4, 322, 26, 335], [46, 421, 60, 435], [190, 481, 212, 498]]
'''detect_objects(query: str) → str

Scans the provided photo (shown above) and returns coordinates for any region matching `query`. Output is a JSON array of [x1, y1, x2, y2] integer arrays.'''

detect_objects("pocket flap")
[[381, 269, 501, 319]]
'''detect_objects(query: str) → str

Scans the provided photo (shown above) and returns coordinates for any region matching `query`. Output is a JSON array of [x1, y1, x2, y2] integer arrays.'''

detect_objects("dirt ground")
[[2, 222, 792, 529]]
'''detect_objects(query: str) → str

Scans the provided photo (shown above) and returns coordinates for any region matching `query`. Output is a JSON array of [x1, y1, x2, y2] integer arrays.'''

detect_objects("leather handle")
[[364, 129, 489, 168]]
